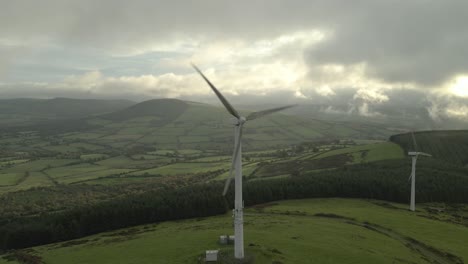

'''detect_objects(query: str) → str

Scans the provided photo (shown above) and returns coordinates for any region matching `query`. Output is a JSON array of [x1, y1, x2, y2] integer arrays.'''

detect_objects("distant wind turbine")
[[408, 131, 431, 212], [192, 63, 295, 259]]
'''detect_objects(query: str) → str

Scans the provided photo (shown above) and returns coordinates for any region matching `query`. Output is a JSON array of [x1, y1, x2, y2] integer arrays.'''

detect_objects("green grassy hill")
[[390, 130, 468, 166], [2, 98, 401, 147], [0, 98, 406, 193], [102, 98, 188, 123], [0, 139, 404, 194], [237, 142, 404, 179], [1, 198, 466, 264], [1, 99, 468, 264], [0, 98, 134, 127]]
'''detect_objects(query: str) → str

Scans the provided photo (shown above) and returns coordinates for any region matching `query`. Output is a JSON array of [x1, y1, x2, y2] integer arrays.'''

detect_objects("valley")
[[0, 98, 467, 263], [0, 99, 403, 194], [3, 2, 468, 263]]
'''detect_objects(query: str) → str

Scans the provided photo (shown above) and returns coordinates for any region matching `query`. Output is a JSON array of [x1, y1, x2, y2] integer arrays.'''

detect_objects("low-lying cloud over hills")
[[1, 0, 467, 123]]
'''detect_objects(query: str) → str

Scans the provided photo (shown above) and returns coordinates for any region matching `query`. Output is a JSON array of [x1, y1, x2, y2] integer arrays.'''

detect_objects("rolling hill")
[[3, 99, 468, 196], [0, 98, 134, 127], [0, 98, 409, 194], [0, 98, 404, 166], [34, 98, 402, 149]]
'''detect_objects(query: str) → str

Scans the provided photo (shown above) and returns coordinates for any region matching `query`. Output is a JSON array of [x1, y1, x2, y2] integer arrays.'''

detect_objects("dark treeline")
[[390, 130, 468, 166], [0, 184, 226, 251], [243, 158, 468, 206], [1, 158, 468, 251]]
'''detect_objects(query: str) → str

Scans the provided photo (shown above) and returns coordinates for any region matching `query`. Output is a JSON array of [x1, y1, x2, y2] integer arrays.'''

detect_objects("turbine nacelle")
[[238, 116, 246, 125], [229, 117, 246, 126]]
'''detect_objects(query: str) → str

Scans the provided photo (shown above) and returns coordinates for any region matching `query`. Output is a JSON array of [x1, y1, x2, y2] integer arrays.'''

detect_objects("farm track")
[[14, 171, 30, 186], [124, 127, 157, 148], [256, 210, 464, 264], [41, 170, 59, 186]]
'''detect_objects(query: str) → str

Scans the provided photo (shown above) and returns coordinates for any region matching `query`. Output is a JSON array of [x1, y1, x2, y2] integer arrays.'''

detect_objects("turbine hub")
[[239, 116, 246, 124]]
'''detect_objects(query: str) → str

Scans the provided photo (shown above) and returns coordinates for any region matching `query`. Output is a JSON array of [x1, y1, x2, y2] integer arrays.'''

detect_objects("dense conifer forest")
[[1, 158, 467, 251], [391, 130, 468, 166]]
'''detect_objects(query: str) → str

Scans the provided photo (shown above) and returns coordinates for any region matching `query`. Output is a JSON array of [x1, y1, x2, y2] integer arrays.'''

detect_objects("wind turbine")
[[408, 131, 431, 212], [192, 63, 295, 259]]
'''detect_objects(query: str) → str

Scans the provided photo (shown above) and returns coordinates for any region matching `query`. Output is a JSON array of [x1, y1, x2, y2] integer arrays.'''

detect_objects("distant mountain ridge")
[[0, 97, 134, 117], [0, 97, 410, 148], [102, 99, 188, 123], [0, 97, 135, 126]]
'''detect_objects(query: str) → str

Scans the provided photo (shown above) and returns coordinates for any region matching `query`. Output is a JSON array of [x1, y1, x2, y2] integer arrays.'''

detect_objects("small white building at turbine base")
[[219, 235, 228, 245], [219, 235, 235, 245], [205, 250, 219, 262]]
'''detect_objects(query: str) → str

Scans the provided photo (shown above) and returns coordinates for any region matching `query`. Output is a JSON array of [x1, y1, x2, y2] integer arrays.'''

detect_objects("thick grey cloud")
[[2, 0, 468, 86], [306, 1, 468, 86], [0, 0, 316, 50], [1, 0, 468, 125]]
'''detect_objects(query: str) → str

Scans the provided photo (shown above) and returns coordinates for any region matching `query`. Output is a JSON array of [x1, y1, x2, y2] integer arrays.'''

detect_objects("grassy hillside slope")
[[1, 198, 466, 264], [0, 98, 133, 126], [249, 142, 404, 178], [0, 98, 406, 193], [0, 140, 403, 194], [390, 130, 468, 166]]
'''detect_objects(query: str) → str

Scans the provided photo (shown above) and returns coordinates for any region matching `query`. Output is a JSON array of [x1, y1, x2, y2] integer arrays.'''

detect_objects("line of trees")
[[242, 158, 468, 206], [1, 158, 467, 251], [0, 184, 226, 251], [390, 130, 468, 166]]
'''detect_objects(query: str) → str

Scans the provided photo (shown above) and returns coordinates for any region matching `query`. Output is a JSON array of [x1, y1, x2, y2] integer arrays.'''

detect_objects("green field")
[[312, 142, 404, 164], [1, 98, 468, 263], [0, 140, 406, 194], [128, 162, 228, 176], [253, 142, 404, 178], [2, 198, 466, 264], [0, 173, 21, 186], [0, 99, 409, 194]]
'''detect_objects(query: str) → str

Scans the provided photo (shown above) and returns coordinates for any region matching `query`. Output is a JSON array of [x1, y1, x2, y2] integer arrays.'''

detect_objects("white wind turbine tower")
[[192, 63, 295, 259], [408, 131, 431, 212]]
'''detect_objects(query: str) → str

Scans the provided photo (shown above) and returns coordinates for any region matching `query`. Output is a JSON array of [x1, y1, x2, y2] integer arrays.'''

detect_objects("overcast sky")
[[0, 0, 467, 121]]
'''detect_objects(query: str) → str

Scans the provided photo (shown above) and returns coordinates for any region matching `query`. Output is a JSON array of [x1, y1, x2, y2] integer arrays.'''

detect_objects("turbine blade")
[[191, 63, 240, 119], [418, 152, 432, 157], [411, 131, 418, 152], [408, 173, 412, 181], [246, 104, 296, 121], [222, 124, 243, 196], [222, 176, 233, 196], [222, 143, 237, 196]]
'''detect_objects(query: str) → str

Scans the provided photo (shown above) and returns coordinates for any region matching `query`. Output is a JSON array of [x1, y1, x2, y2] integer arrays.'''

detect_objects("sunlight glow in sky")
[[1, 1, 468, 121], [450, 76, 468, 97]]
